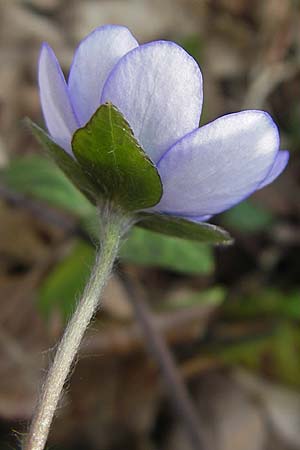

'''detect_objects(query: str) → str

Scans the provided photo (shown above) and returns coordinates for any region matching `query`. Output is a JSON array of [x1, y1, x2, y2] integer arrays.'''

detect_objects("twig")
[[122, 274, 210, 450], [82, 299, 216, 356]]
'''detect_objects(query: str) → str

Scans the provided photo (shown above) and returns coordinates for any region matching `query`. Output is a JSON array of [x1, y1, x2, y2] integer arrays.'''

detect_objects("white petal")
[[68, 25, 138, 126], [38, 43, 78, 154], [102, 41, 203, 163], [259, 150, 289, 189], [155, 111, 280, 216]]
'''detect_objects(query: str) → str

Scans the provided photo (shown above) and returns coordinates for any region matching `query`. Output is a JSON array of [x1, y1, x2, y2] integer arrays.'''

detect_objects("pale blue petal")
[[38, 43, 78, 154], [68, 25, 138, 126], [259, 150, 289, 189], [184, 215, 212, 223], [102, 41, 203, 163], [155, 111, 280, 216]]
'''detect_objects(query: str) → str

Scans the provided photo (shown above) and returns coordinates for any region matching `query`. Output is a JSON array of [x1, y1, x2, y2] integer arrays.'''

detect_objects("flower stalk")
[[24, 203, 132, 450]]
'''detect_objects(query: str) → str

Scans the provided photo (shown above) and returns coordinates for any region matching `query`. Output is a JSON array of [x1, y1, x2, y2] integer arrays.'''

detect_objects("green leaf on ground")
[[120, 227, 215, 274], [38, 241, 95, 320], [1, 154, 94, 217], [165, 287, 226, 310], [218, 323, 300, 389], [223, 288, 300, 320], [222, 200, 274, 232]]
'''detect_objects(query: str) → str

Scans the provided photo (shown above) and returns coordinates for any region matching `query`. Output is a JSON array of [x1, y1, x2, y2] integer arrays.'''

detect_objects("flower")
[[38, 24, 289, 222]]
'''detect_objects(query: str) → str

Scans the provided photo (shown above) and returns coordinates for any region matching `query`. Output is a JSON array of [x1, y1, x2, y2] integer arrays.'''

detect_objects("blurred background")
[[0, 0, 300, 449]]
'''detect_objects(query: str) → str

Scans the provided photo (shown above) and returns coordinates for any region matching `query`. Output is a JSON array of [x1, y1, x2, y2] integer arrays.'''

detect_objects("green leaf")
[[222, 200, 274, 232], [38, 241, 95, 320], [218, 323, 300, 389], [120, 227, 214, 274], [1, 155, 94, 217], [26, 118, 97, 204], [165, 287, 226, 310], [223, 288, 300, 320], [72, 103, 163, 210], [138, 213, 233, 245]]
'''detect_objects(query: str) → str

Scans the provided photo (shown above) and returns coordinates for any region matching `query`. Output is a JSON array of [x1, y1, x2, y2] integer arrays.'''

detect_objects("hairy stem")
[[24, 205, 131, 450]]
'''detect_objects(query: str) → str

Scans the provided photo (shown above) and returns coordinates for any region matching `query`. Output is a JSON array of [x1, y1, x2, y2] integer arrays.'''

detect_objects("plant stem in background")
[[24, 204, 132, 450], [123, 275, 210, 450]]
